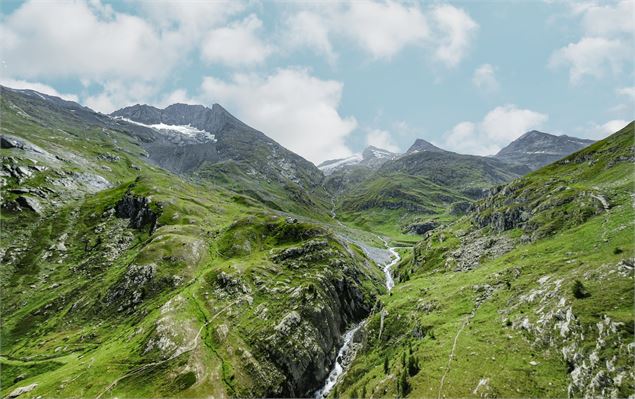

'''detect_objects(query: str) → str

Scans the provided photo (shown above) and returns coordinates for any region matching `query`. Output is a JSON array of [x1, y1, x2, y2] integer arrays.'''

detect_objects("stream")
[[314, 237, 401, 398]]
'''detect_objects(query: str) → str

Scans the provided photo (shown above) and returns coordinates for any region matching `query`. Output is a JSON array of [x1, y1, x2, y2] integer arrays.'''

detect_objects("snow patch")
[[318, 154, 363, 173], [114, 117, 217, 142]]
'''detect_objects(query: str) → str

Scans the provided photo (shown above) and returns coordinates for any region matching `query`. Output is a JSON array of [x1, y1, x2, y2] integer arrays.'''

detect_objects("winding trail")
[[590, 190, 611, 241], [437, 309, 476, 399], [95, 299, 239, 399], [314, 235, 400, 398]]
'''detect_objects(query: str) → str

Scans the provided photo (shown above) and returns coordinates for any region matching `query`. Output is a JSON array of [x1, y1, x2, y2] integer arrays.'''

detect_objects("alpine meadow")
[[0, 1, 633, 399]]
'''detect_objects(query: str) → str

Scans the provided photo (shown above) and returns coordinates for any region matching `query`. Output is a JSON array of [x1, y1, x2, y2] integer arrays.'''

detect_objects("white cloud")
[[1, 0, 245, 107], [366, 129, 400, 152], [580, 0, 634, 37], [549, 37, 628, 83], [591, 119, 629, 139], [138, 1, 245, 33], [430, 4, 478, 67], [83, 80, 197, 114], [1, 0, 181, 81], [201, 14, 273, 66], [282, 2, 477, 66], [442, 105, 548, 155], [284, 10, 337, 65], [342, 1, 429, 59], [84, 81, 161, 113], [0, 78, 78, 102], [472, 64, 499, 92], [549, 0, 633, 83], [616, 86, 635, 101], [200, 68, 357, 164]]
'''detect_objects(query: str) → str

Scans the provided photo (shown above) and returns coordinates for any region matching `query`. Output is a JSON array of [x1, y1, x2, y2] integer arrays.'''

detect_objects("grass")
[[1, 88, 632, 398]]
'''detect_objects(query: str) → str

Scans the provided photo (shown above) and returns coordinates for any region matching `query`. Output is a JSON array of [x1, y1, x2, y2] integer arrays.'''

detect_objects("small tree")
[[408, 355, 420, 376], [350, 388, 358, 399], [401, 351, 407, 368], [398, 370, 410, 397], [333, 386, 339, 399], [572, 279, 590, 299], [383, 356, 389, 374], [361, 385, 367, 399]]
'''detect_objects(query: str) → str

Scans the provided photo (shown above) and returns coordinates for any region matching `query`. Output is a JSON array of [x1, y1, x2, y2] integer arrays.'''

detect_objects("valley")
[[1, 86, 633, 399]]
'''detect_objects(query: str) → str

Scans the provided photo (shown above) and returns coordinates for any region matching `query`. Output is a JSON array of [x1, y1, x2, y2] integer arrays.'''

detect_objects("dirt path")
[[437, 308, 477, 399], [590, 191, 611, 241], [95, 299, 239, 399]]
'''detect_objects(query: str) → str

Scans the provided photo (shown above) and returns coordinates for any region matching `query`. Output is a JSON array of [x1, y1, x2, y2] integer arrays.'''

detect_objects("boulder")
[[403, 221, 438, 235], [115, 194, 160, 233], [16, 196, 43, 215], [0, 136, 25, 150], [7, 383, 37, 398]]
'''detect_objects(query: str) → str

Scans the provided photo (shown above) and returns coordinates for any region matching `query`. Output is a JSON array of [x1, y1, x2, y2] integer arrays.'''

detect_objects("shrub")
[[408, 355, 420, 376], [572, 279, 590, 299], [397, 370, 410, 397]]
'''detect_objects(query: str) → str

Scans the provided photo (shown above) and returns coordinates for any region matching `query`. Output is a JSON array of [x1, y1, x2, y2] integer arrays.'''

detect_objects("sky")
[[1, 0, 633, 164]]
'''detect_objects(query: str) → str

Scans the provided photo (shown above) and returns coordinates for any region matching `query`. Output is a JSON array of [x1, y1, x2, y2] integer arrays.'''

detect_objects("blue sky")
[[1, 0, 633, 164]]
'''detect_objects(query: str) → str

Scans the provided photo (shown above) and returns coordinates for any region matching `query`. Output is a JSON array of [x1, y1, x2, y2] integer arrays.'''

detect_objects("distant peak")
[[406, 138, 445, 153], [111, 101, 250, 132], [519, 130, 552, 139]]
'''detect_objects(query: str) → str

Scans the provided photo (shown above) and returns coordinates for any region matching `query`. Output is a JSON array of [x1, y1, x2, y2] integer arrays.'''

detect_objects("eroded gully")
[[314, 227, 400, 398]]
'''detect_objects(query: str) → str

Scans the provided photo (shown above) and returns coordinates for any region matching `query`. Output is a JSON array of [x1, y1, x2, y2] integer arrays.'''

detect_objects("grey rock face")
[[0, 135, 25, 149], [495, 130, 594, 170], [15, 196, 43, 215], [403, 221, 438, 235], [319, 145, 398, 176], [406, 138, 446, 154], [7, 383, 38, 398], [115, 194, 160, 233], [107, 264, 158, 312], [112, 103, 323, 190]]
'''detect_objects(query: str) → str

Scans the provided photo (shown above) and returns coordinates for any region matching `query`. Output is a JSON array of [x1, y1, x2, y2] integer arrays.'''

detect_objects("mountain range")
[[494, 130, 595, 170], [1, 85, 632, 399]]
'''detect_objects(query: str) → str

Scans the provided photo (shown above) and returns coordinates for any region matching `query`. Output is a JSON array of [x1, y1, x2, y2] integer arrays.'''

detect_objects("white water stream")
[[314, 237, 400, 398]]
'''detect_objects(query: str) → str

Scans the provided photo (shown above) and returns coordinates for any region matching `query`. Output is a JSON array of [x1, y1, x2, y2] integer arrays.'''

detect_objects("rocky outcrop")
[[7, 383, 38, 398], [403, 221, 438, 235], [15, 196, 43, 215], [259, 275, 374, 397], [105, 263, 174, 313], [1, 135, 26, 150], [507, 274, 634, 398], [252, 239, 380, 397], [443, 231, 515, 272], [115, 194, 160, 233]]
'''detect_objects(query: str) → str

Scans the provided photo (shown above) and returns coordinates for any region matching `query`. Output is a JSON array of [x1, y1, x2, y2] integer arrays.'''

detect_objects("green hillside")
[[1, 85, 632, 399], [330, 122, 635, 398], [0, 88, 385, 398]]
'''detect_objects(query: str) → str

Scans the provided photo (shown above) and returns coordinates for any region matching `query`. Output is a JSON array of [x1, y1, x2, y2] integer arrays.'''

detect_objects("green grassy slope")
[[336, 173, 469, 242], [332, 150, 528, 240], [0, 89, 385, 398], [331, 123, 634, 398]]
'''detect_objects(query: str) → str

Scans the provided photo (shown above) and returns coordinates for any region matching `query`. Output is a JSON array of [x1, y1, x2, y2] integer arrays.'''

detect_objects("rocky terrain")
[[0, 87, 384, 398], [1, 86, 632, 399], [405, 138, 446, 154], [330, 122, 634, 398], [494, 130, 595, 170]]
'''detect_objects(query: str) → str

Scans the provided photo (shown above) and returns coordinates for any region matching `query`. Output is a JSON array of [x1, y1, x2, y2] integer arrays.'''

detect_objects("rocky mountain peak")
[[406, 138, 446, 154], [319, 146, 397, 175], [495, 130, 595, 170], [111, 102, 248, 134], [361, 146, 397, 160]]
